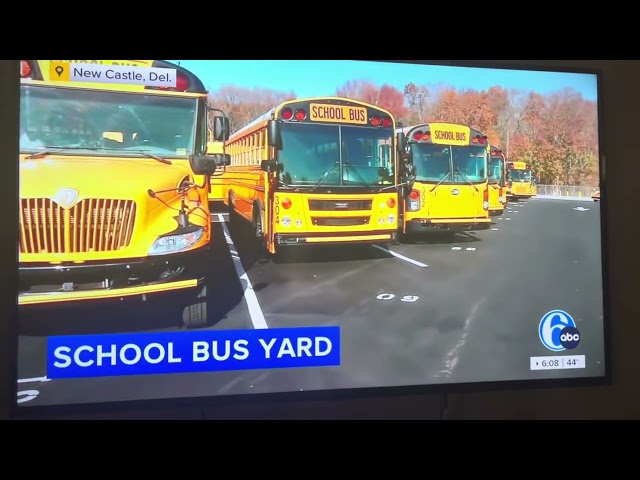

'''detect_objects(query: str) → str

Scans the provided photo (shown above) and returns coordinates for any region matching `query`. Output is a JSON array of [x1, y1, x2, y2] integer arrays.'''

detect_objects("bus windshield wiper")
[[379, 182, 403, 192], [24, 146, 172, 164], [23, 145, 101, 160], [110, 148, 172, 165], [277, 180, 303, 192], [311, 161, 339, 192], [430, 171, 452, 192], [455, 169, 479, 191]]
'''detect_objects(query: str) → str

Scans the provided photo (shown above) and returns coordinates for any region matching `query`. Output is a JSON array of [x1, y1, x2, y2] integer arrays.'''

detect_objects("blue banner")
[[47, 326, 340, 379]]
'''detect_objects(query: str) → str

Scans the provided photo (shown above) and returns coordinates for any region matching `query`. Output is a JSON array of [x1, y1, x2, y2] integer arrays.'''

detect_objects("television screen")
[[15, 59, 607, 410]]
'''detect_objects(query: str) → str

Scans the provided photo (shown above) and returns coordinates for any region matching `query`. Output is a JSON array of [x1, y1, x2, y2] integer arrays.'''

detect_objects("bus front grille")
[[19, 198, 137, 254], [311, 217, 370, 227], [308, 199, 373, 211]]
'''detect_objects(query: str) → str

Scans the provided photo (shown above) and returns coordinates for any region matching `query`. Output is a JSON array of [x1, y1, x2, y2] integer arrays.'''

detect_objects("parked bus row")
[[209, 97, 537, 255], [16, 60, 538, 328]]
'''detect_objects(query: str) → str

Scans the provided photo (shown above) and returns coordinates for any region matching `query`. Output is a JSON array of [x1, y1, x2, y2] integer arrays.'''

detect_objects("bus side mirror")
[[267, 120, 283, 150], [404, 163, 417, 192], [213, 116, 230, 142], [261, 159, 279, 173], [396, 132, 406, 158], [215, 154, 231, 166], [190, 155, 221, 177], [404, 144, 413, 164]]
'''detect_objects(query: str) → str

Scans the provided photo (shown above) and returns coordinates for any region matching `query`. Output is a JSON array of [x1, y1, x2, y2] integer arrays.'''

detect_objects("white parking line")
[[17, 376, 50, 384], [373, 245, 428, 268], [211, 213, 229, 223], [217, 214, 268, 329]]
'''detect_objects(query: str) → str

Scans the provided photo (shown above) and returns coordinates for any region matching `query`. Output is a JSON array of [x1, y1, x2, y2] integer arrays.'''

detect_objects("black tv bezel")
[[10, 59, 611, 419]]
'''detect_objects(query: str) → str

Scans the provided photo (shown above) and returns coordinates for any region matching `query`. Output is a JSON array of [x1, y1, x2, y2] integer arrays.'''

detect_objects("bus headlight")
[[483, 201, 489, 210], [148, 227, 203, 255]]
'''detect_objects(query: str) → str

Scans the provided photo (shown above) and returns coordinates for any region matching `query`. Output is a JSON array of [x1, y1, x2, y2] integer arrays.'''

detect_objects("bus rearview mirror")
[[215, 153, 231, 167], [267, 120, 283, 150], [213, 116, 230, 142], [261, 159, 278, 173], [396, 132, 406, 157], [189, 154, 218, 177]]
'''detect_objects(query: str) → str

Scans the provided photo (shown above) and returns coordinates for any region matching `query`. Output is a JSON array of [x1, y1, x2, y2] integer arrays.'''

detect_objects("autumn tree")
[[430, 88, 462, 124], [208, 85, 296, 133], [485, 86, 511, 148], [205, 74, 599, 187], [403, 82, 430, 124], [336, 80, 409, 124]]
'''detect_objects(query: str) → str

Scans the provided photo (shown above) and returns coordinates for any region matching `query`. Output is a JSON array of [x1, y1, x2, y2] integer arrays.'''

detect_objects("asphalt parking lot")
[[15, 197, 606, 407]]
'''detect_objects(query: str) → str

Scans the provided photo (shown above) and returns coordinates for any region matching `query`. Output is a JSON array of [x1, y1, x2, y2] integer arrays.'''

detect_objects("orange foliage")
[[336, 80, 409, 120], [206, 77, 599, 186]]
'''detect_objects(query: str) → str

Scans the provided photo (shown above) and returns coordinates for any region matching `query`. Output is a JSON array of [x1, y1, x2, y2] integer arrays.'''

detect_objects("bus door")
[[264, 120, 282, 254], [266, 144, 278, 252]]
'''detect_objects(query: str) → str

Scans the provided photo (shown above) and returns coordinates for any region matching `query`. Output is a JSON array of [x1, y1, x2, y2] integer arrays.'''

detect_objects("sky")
[[169, 60, 599, 102]]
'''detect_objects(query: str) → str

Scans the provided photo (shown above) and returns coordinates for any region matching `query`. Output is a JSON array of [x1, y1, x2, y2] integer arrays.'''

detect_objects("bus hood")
[[19, 156, 193, 201]]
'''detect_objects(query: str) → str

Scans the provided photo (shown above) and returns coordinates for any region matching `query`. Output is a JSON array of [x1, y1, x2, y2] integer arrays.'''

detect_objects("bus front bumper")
[[405, 217, 491, 233], [275, 230, 397, 247], [509, 194, 535, 199], [18, 248, 209, 307]]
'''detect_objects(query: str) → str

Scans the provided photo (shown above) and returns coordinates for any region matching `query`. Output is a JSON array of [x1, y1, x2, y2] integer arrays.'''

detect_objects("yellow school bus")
[[396, 123, 492, 235], [221, 97, 400, 255], [18, 60, 230, 328], [506, 161, 537, 199], [487, 145, 507, 216]]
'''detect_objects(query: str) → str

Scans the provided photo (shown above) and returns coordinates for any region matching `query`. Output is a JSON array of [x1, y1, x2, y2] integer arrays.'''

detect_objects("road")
[[15, 197, 607, 408]]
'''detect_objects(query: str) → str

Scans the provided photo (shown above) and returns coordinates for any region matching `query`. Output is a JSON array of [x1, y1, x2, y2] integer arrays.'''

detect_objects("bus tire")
[[253, 202, 264, 239], [227, 192, 236, 222], [253, 202, 269, 255], [182, 286, 208, 329]]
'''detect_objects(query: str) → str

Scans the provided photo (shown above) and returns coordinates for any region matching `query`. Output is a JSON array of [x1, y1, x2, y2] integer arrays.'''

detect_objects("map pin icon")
[[54, 65, 64, 78]]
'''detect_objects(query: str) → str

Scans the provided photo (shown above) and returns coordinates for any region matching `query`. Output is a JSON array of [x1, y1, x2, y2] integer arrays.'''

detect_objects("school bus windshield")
[[489, 156, 504, 184], [508, 169, 532, 182], [278, 123, 394, 188], [411, 144, 487, 183], [20, 85, 199, 158]]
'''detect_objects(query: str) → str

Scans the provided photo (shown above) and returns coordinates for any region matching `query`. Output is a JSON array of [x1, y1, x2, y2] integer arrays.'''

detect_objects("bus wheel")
[[227, 193, 236, 222], [253, 203, 264, 238], [182, 285, 208, 329], [253, 203, 269, 256]]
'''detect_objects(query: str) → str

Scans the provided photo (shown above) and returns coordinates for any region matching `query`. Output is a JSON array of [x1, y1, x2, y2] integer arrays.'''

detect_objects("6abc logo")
[[538, 310, 581, 352]]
